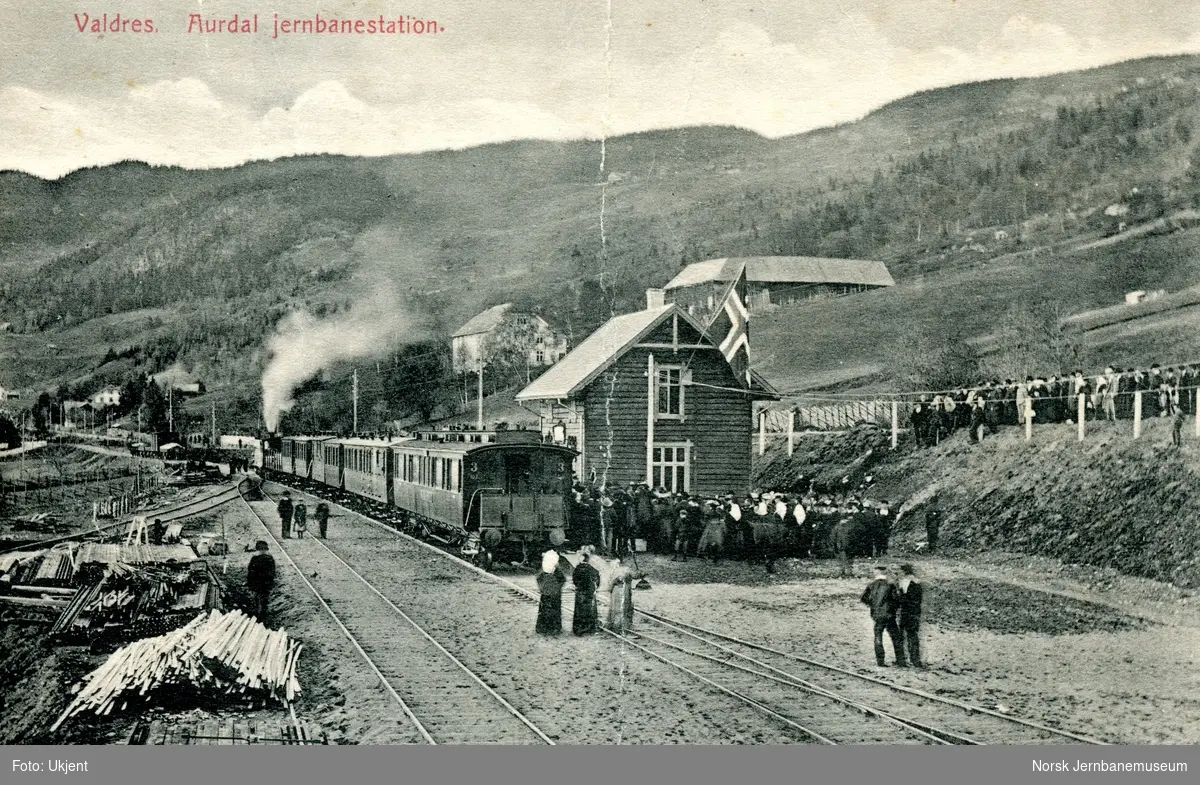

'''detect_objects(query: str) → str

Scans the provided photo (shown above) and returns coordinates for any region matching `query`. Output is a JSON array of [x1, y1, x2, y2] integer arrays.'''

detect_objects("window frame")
[[655, 364, 687, 421], [650, 441, 691, 493]]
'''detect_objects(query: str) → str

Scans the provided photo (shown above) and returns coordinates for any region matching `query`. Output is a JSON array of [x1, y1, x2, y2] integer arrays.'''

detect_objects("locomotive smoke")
[[261, 268, 428, 432]]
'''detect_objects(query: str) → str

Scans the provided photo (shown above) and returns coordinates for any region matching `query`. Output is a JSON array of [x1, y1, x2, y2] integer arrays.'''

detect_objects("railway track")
[[628, 611, 1108, 745], [0, 482, 244, 555], [237, 489, 554, 745], [263, 478, 1109, 745]]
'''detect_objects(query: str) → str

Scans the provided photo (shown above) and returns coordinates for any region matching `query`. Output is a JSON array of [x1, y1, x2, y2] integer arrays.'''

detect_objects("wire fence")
[[756, 388, 1200, 455]]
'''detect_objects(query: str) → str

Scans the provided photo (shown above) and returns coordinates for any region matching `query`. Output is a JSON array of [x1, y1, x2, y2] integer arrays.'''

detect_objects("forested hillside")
[[4, 54, 1200, 432]]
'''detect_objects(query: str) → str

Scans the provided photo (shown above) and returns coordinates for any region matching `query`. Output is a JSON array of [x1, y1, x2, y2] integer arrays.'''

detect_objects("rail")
[[244, 486, 554, 745], [263, 479, 1111, 745], [0, 483, 243, 555]]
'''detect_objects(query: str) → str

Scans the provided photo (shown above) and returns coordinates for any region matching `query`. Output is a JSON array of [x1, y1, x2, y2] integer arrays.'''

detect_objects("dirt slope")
[[754, 416, 1200, 589]]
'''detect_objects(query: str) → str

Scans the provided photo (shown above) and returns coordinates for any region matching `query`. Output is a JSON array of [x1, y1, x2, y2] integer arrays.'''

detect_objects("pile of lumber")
[[51, 561, 217, 642], [52, 609, 302, 731]]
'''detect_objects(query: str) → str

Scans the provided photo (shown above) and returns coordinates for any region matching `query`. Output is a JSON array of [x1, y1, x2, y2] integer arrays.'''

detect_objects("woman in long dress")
[[606, 555, 636, 633], [535, 549, 566, 636], [572, 548, 601, 635]]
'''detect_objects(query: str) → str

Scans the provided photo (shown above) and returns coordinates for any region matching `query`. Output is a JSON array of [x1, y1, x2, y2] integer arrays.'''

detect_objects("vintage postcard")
[[1, 0, 1199, 766]]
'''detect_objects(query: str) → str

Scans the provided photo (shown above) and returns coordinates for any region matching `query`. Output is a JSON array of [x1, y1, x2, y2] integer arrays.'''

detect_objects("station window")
[[656, 366, 686, 420], [650, 443, 690, 493]]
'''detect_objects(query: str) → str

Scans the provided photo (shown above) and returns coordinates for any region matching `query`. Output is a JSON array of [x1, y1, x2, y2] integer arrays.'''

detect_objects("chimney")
[[645, 288, 666, 309]]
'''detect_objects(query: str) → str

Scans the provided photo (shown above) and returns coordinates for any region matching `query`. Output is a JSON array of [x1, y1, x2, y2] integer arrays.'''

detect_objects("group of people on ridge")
[[910, 363, 1197, 446]]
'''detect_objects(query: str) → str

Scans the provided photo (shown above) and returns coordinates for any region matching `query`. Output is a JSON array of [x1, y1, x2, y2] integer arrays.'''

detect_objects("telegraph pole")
[[477, 356, 484, 431], [352, 369, 359, 434], [168, 386, 174, 433], [211, 401, 217, 445]]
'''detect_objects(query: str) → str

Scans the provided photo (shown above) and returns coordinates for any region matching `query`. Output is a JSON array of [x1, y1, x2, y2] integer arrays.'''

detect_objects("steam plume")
[[261, 270, 428, 432]]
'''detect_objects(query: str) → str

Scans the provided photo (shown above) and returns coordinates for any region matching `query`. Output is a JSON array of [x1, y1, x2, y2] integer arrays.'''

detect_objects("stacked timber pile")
[[0, 545, 79, 621], [52, 609, 303, 731], [51, 561, 218, 643]]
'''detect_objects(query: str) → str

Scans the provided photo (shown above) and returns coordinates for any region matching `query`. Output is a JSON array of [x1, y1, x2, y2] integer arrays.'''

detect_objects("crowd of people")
[[564, 479, 897, 563], [909, 363, 1200, 446]]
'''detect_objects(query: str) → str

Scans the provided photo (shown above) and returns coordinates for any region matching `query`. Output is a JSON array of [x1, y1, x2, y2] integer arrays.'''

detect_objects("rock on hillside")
[[753, 418, 1200, 589]]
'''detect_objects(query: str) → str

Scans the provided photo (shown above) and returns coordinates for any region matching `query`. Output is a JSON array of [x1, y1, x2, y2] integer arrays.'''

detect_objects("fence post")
[[1195, 389, 1199, 438], [1134, 390, 1142, 439], [1077, 394, 1086, 442], [1025, 401, 1033, 442], [891, 401, 899, 450], [758, 410, 766, 456], [787, 410, 795, 456]]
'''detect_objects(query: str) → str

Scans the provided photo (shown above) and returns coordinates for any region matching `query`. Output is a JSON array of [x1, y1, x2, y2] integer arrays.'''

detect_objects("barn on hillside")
[[664, 256, 894, 314], [515, 299, 777, 496]]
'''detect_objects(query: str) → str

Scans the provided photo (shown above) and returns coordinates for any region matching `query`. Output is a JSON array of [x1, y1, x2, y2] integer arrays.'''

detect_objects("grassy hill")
[[5, 54, 1200, 430]]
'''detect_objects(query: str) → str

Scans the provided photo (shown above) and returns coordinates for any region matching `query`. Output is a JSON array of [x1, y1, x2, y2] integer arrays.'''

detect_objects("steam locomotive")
[[261, 429, 578, 569]]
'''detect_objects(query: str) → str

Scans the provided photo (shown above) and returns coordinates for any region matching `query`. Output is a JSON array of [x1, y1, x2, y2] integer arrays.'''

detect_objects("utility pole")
[[352, 369, 359, 434], [211, 401, 217, 445], [168, 386, 174, 433], [477, 356, 484, 431]]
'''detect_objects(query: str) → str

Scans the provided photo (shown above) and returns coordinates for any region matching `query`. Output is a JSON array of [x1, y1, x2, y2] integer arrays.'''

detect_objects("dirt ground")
[[544, 550, 1200, 744], [10, 482, 1200, 745]]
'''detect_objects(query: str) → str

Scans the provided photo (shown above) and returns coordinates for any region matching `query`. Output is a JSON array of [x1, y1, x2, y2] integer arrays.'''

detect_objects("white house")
[[90, 386, 122, 408], [450, 303, 568, 375]]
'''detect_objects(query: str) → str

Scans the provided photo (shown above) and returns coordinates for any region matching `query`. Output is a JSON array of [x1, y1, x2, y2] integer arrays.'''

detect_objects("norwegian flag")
[[706, 262, 751, 386]]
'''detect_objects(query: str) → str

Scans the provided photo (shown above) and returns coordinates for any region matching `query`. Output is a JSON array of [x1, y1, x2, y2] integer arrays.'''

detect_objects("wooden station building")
[[516, 294, 777, 496]]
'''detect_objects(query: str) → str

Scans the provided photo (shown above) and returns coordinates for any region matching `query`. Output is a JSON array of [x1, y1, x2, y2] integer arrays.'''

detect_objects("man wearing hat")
[[897, 564, 925, 668], [277, 491, 294, 539], [861, 565, 906, 667], [247, 541, 277, 622]]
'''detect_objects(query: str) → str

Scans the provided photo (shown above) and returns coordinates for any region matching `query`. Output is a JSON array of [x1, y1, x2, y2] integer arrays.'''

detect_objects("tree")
[[889, 326, 981, 393], [384, 342, 452, 423], [33, 392, 52, 437], [143, 380, 169, 432], [985, 302, 1082, 381], [0, 414, 20, 450], [483, 314, 542, 388]]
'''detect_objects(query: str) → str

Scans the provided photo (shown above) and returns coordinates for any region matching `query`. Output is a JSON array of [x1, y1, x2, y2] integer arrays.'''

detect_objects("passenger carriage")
[[337, 436, 411, 504], [261, 429, 580, 569], [392, 430, 577, 568]]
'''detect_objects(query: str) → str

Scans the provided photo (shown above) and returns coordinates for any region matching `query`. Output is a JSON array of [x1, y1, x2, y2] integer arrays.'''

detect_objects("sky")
[[3, 0, 1200, 178]]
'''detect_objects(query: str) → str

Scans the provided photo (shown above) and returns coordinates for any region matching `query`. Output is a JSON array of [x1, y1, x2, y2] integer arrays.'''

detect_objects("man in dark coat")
[[247, 541, 276, 621], [315, 501, 331, 539], [897, 563, 925, 668], [571, 549, 602, 635], [969, 399, 986, 443], [277, 492, 294, 539], [925, 503, 941, 553], [861, 565, 906, 667]]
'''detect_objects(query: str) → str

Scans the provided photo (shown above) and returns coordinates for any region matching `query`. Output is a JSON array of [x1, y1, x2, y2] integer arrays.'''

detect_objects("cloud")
[[0, 78, 585, 178], [3, 10, 1200, 178]]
